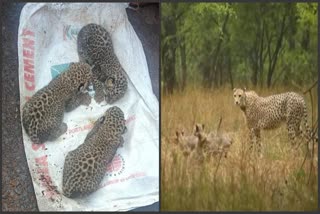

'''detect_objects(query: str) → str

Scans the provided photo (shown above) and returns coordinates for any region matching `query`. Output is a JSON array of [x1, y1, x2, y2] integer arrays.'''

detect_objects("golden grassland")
[[161, 86, 318, 211]]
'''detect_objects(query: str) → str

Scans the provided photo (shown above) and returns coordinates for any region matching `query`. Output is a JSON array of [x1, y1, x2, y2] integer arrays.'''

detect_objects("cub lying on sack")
[[62, 106, 126, 198], [77, 23, 128, 104], [22, 62, 92, 144], [233, 88, 315, 152]]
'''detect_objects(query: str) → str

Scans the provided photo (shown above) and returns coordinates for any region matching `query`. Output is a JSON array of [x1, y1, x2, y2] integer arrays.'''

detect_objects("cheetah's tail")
[[302, 103, 318, 143]]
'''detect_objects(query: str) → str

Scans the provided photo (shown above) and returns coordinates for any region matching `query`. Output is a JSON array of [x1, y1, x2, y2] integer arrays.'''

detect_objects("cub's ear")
[[242, 87, 247, 92], [202, 124, 205, 130], [175, 131, 179, 137], [233, 88, 237, 92], [181, 130, 185, 136], [195, 124, 200, 132]]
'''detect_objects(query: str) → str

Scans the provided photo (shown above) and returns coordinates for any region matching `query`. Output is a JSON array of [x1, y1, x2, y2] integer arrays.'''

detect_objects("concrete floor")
[[1, 2, 159, 211]]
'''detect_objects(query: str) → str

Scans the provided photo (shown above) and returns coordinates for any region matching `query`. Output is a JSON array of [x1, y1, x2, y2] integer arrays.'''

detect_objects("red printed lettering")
[[32, 143, 45, 151], [68, 123, 94, 134], [23, 48, 34, 59], [34, 155, 59, 200], [22, 30, 35, 92], [125, 115, 136, 124], [35, 155, 48, 166], [24, 71, 34, 82], [24, 58, 34, 73], [22, 38, 35, 52], [25, 82, 35, 91], [22, 28, 35, 37], [37, 167, 49, 174]]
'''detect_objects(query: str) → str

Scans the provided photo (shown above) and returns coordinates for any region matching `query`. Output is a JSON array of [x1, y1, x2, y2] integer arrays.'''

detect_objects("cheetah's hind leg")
[[47, 122, 68, 141]]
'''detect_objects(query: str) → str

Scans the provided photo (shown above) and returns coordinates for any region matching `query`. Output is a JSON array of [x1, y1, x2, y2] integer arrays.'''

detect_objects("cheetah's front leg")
[[249, 128, 261, 153]]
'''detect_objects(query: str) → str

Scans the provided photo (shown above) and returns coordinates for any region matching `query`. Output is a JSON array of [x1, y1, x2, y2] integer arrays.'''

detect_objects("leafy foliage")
[[161, 3, 318, 93]]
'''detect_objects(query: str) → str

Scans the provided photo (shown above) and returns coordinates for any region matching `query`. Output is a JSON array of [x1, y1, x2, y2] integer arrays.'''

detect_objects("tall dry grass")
[[161, 86, 318, 211]]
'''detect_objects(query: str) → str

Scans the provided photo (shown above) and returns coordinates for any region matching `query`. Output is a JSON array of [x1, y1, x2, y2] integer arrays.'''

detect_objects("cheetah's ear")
[[233, 88, 236, 92], [242, 87, 247, 92], [195, 124, 199, 132]]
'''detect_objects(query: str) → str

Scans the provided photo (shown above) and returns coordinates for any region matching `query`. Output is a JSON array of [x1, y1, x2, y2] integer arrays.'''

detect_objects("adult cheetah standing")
[[233, 88, 313, 151]]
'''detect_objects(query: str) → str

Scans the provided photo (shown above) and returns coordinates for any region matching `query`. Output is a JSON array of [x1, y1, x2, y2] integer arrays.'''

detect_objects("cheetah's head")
[[233, 88, 247, 110]]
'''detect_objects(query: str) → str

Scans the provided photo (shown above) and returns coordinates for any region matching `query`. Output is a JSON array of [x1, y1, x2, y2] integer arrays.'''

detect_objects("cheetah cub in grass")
[[62, 106, 126, 198], [174, 129, 198, 156], [22, 62, 92, 144], [193, 124, 233, 158], [77, 23, 128, 104], [233, 88, 314, 151]]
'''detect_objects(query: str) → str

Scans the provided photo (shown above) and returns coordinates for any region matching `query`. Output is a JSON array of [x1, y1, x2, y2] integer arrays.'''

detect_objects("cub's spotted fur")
[[62, 106, 126, 198], [77, 23, 128, 104], [22, 62, 92, 144]]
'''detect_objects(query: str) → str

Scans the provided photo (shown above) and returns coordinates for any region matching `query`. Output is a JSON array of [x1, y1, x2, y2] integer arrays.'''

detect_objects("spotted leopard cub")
[[77, 23, 128, 104], [233, 88, 314, 151], [62, 106, 126, 198], [22, 62, 92, 144]]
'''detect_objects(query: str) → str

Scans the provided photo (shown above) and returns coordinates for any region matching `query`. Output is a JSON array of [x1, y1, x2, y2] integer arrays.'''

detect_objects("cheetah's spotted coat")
[[233, 88, 313, 151]]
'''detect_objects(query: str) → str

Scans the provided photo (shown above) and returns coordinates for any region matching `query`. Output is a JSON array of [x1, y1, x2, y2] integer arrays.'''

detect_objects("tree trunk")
[[228, 56, 234, 89], [301, 28, 310, 51], [163, 16, 177, 94], [180, 41, 187, 91], [267, 10, 287, 88], [211, 12, 230, 88], [259, 21, 265, 88]]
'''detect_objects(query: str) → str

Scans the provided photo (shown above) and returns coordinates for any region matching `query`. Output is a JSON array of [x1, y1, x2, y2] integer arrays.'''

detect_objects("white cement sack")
[[18, 3, 159, 211]]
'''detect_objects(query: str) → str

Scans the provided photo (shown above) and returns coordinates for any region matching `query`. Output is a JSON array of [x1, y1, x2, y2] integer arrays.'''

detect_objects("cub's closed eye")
[[108, 77, 115, 84], [238, 95, 241, 97], [78, 83, 85, 91], [99, 116, 105, 123]]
